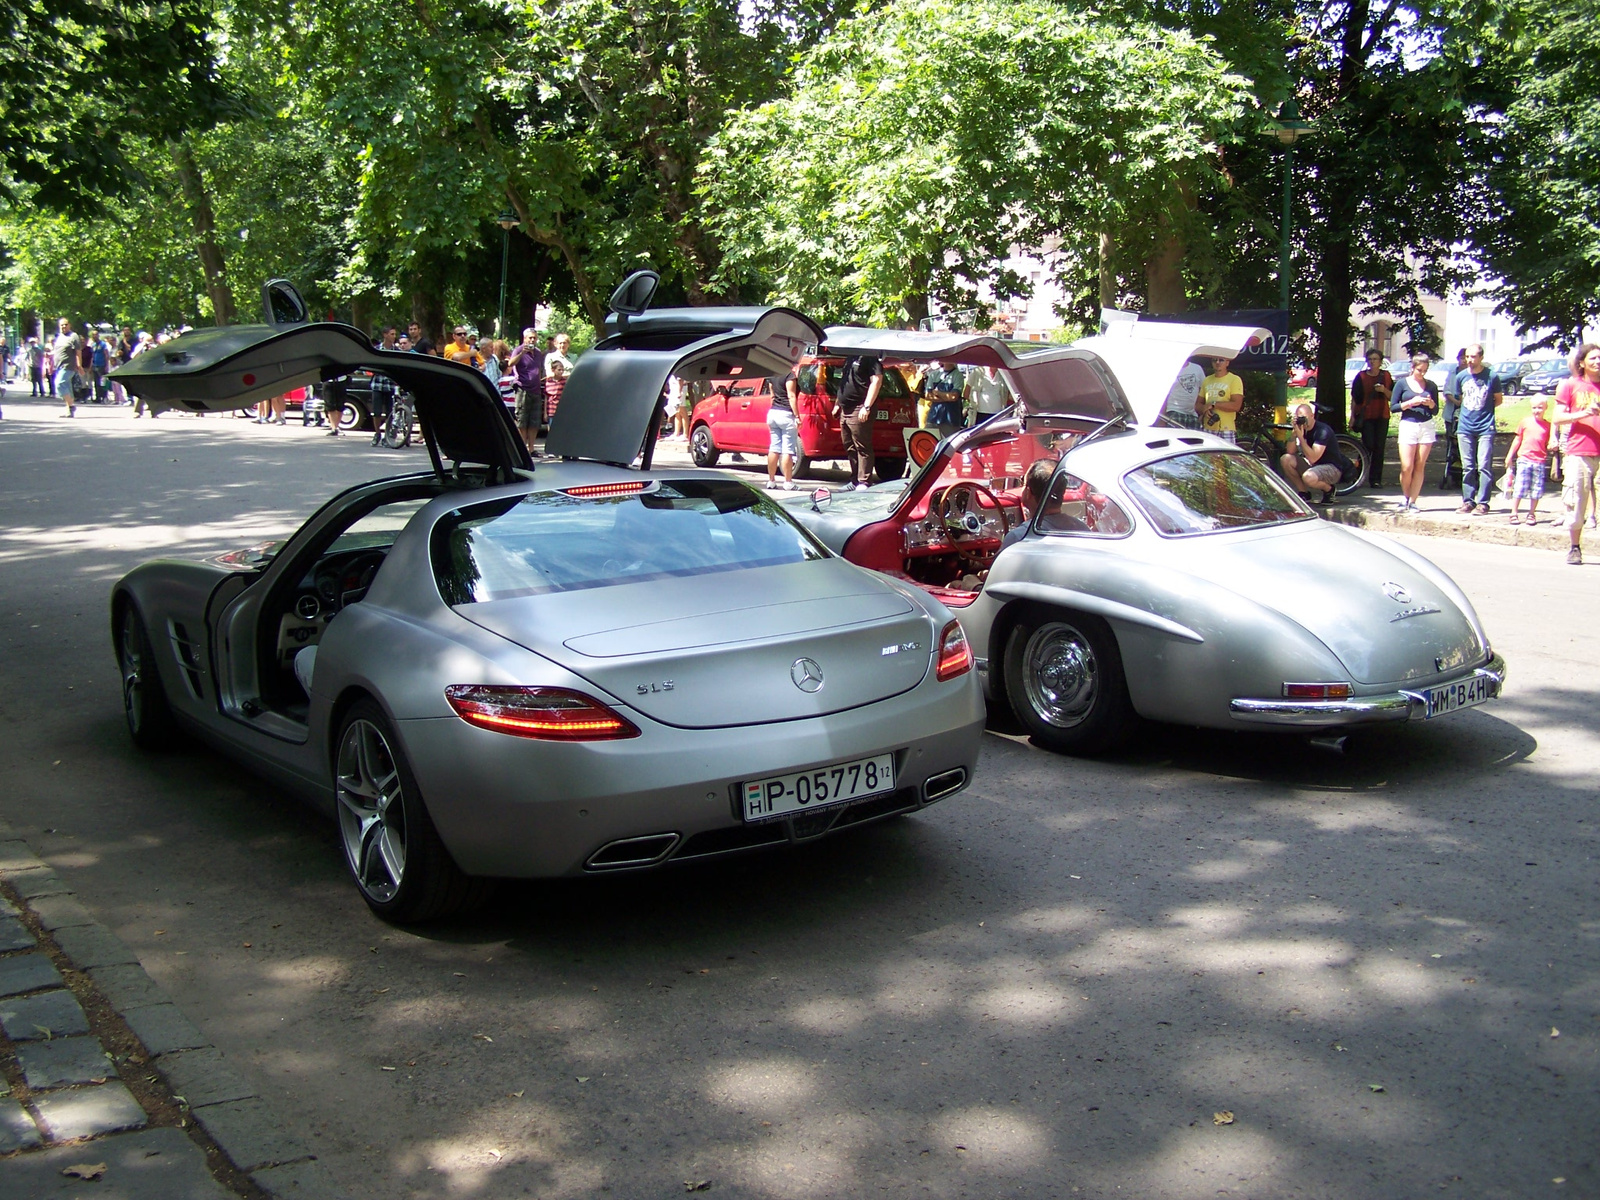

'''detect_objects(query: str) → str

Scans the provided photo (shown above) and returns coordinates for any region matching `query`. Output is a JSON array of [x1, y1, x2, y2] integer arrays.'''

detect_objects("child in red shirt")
[[1504, 397, 1552, 525]]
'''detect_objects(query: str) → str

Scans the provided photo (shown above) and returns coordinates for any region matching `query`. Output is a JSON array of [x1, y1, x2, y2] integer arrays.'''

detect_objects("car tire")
[[334, 699, 490, 923], [118, 603, 178, 750], [794, 454, 811, 480], [338, 398, 369, 432], [877, 456, 907, 482], [689, 423, 720, 467], [1003, 608, 1135, 756]]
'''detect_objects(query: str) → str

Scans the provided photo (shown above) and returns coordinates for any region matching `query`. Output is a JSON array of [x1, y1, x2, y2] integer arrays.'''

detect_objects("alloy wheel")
[[120, 609, 146, 734], [336, 718, 408, 903]]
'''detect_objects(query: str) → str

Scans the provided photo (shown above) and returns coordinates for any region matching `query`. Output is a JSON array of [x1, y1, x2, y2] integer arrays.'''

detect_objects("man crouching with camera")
[[1279, 403, 1349, 507]]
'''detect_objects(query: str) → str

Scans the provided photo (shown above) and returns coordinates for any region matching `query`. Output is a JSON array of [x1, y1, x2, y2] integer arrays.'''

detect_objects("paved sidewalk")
[[0, 821, 339, 1199], [1320, 482, 1583, 551]]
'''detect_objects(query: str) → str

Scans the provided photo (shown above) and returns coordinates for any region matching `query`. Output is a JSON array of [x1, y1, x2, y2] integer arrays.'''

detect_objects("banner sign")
[[1141, 308, 1290, 373]]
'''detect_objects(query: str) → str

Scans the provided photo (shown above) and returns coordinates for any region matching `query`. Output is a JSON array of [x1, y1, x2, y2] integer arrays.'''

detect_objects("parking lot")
[[0, 399, 1595, 1199]]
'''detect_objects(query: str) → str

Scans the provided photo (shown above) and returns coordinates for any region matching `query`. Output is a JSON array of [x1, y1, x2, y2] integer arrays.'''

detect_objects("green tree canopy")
[[701, 0, 1251, 326]]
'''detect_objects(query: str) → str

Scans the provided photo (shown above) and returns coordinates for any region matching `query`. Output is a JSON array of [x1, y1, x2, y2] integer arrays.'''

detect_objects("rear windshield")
[[1122, 450, 1309, 535], [433, 479, 827, 603]]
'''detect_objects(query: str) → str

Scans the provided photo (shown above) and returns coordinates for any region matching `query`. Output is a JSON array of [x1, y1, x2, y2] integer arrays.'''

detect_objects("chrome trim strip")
[[1231, 656, 1505, 727]]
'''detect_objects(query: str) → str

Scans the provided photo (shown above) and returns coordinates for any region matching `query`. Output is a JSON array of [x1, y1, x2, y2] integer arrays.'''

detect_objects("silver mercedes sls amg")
[[777, 318, 1506, 755], [108, 277, 984, 921]]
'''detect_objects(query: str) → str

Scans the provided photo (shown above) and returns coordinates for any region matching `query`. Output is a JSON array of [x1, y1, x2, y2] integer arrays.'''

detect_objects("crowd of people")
[[1347, 339, 1600, 565]]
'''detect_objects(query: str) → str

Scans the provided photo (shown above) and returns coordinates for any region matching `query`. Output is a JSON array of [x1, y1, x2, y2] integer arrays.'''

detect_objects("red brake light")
[[1281, 682, 1352, 700], [444, 685, 640, 740], [562, 481, 649, 498], [935, 619, 973, 681]]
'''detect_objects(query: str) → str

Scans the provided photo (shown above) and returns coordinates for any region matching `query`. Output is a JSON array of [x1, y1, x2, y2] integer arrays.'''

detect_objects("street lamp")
[[1267, 99, 1312, 409], [496, 209, 520, 339]]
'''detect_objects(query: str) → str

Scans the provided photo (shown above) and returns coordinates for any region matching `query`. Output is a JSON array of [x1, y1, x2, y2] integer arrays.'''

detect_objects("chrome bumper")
[[1229, 655, 1506, 727]]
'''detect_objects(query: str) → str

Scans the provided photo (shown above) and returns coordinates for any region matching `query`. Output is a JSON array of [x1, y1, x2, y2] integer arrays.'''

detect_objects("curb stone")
[[0, 826, 336, 1199]]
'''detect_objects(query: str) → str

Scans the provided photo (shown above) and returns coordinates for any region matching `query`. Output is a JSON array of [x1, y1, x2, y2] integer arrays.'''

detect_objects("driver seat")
[[293, 645, 318, 698]]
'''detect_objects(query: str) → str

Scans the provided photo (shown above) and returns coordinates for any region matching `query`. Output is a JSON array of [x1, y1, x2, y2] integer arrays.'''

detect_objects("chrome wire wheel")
[[336, 718, 408, 904], [1020, 621, 1100, 729]]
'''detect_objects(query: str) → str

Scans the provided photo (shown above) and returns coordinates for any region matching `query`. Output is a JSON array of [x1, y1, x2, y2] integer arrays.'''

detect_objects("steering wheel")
[[935, 481, 1005, 547]]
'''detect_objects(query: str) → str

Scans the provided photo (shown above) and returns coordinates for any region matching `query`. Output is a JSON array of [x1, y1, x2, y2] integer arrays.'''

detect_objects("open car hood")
[[547, 305, 824, 466], [110, 321, 530, 480], [821, 312, 1271, 427]]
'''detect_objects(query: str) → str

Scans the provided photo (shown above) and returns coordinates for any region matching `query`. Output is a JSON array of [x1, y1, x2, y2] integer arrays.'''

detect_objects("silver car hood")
[[1153, 523, 1486, 685], [454, 559, 937, 728]]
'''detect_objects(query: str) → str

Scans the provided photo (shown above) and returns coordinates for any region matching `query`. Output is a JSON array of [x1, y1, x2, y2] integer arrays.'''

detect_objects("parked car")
[[1491, 356, 1560, 396], [689, 356, 920, 480], [1288, 364, 1318, 387], [108, 278, 984, 921], [777, 321, 1505, 755], [1517, 358, 1570, 396]]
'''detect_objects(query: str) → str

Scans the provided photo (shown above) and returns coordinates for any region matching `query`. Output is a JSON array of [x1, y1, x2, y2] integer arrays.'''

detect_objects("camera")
[[1294, 415, 1308, 427]]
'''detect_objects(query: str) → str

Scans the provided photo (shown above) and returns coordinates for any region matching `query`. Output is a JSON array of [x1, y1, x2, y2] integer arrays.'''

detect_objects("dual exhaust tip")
[[583, 767, 968, 871]]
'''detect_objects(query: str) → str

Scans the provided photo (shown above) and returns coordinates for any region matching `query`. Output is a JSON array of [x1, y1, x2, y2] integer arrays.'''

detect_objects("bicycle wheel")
[[1335, 435, 1369, 496], [1240, 433, 1284, 476]]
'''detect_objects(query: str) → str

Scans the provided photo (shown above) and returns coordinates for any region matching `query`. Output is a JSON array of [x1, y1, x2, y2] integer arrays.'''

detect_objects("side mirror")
[[609, 269, 660, 317], [810, 487, 832, 513], [262, 279, 309, 329]]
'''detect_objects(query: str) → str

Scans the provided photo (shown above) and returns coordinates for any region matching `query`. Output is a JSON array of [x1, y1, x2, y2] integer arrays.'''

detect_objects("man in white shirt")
[[1161, 360, 1206, 428]]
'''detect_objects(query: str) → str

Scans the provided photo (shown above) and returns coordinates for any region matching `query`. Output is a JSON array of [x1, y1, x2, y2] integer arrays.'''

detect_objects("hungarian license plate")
[[742, 754, 895, 822], [1422, 673, 1497, 718]]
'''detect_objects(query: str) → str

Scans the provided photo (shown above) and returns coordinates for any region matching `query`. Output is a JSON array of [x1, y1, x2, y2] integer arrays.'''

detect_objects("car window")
[[925, 428, 1075, 496], [1123, 450, 1309, 536], [433, 480, 827, 603], [818, 363, 911, 400], [1037, 472, 1133, 537], [327, 499, 431, 553]]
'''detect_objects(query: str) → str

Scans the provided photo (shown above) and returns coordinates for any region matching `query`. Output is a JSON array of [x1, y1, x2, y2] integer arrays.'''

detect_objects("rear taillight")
[[444, 685, 640, 740], [935, 620, 973, 681], [1281, 682, 1352, 700]]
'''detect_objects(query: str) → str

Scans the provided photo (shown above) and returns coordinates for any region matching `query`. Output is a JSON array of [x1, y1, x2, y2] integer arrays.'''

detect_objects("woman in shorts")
[[767, 370, 800, 490], [1389, 353, 1439, 512]]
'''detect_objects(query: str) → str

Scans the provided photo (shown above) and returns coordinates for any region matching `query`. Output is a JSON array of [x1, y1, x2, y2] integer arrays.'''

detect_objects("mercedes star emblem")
[[1381, 581, 1412, 604], [791, 657, 824, 693]]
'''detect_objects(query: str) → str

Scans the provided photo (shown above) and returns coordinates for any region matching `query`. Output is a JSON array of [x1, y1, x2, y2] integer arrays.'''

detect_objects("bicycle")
[[381, 390, 414, 449], [1237, 420, 1369, 498]]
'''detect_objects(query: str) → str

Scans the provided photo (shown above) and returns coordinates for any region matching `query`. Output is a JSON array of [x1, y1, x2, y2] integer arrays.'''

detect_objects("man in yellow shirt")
[[1199, 356, 1244, 443], [444, 326, 482, 368]]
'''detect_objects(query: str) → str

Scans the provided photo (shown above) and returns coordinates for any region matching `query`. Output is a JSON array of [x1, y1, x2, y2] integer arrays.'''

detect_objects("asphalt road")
[[1, 395, 1596, 1200]]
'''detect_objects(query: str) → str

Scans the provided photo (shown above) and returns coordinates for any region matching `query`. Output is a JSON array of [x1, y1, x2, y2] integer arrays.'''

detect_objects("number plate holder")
[[1420, 672, 1498, 719], [742, 754, 896, 823]]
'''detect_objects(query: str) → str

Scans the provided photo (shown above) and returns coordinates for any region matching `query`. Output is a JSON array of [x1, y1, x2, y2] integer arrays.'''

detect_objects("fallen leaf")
[[1368, 1084, 1386, 1093], [1551, 1027, 1561, 1038], [1554, 1177, 1567, 1184], [510, 1090, 524, 1098], [241, 943, 251, 949], [1431, 954, 1443, 959], [33, 1025, 54, 1041], [474, 1034, 493, 1042], [1069, 874, 1081, 879], [1462, 977, 1477, 984], [1333, 1043, 1347, 1052], [487, 1149, 503, 1161], [955, 1144, 968, 1152], [153, 930, 166, 936], [1213, 1111, 1235, 1126], [576, 1076, 589, 1083], [683, 1180, 712, 1192], [453, 972, 467, 977], [61, 1163, 106, 1181], [760, 1121, 771, 1127], [373, 987, 390, 995], [699, 968, 709, 975]]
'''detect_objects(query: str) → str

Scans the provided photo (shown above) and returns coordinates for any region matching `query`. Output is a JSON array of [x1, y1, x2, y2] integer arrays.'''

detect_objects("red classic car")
[[688, 357, 920, 480]]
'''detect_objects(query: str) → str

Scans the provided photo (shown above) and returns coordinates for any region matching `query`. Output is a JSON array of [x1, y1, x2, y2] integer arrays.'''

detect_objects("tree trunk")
[[170, 139, 235, 325], [1313, 237, 1353, 432], [1098, 232, 1116, 310], [1144, 233, 1188, 314]]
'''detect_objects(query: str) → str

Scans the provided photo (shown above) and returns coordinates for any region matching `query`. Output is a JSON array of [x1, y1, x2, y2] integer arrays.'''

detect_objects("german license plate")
[[1422, 673, 1497, 718], [742, 754, 895, 822]]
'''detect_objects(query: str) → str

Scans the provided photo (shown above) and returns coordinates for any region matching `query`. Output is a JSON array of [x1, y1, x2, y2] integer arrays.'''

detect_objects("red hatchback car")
[[688, 356, 920, 481]]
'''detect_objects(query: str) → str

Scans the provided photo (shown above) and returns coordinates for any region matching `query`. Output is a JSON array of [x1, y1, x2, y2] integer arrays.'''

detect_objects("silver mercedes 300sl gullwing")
[[108, 277, 984, 921], [778, 317, 1505, 755]]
